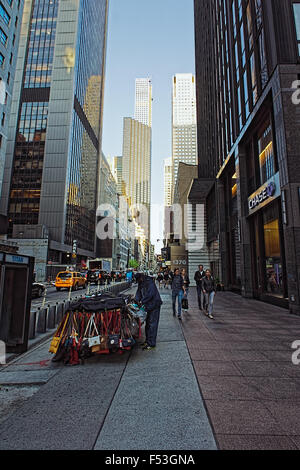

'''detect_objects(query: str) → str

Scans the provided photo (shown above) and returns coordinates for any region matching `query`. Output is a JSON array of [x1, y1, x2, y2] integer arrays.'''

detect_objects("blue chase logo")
[[249, 180, 277, 212], [266, 181, 276, 197]]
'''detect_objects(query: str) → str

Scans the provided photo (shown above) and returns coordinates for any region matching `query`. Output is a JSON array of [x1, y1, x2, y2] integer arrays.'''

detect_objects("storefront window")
[[263, 216, 283, 297], [258, 124, 275, 186]]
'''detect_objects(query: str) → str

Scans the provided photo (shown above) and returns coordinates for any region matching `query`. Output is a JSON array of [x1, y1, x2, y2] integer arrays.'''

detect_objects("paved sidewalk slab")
[[181, 288, 300, 450], [94, 293, 217, 451], [0, 287, 217, 451], [0, 370, 58, 386]]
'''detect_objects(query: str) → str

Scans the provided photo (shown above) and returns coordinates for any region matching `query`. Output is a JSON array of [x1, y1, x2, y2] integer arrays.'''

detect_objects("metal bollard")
[[36, 307, 47, 334], [29, 311, 37, 339], [47, 305, 56, 330]]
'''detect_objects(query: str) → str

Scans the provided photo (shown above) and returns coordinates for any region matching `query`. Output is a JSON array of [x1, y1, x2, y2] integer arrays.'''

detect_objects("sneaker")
[[142, 345, 156, 351], [140, 341, 148, 348], [208, 314, 214, 319]]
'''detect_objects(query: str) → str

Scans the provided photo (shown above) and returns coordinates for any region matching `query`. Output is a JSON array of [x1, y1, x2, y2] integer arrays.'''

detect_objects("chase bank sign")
[[248, 173, 280, 215]]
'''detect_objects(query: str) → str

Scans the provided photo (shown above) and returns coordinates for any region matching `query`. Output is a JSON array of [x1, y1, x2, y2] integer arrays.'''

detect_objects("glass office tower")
[[0, 0, 108, 263], [0, 0, 25, 202]]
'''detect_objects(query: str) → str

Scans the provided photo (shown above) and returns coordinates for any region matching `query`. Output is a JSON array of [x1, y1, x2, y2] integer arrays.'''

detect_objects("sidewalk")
[[0, 287, 217, 451], [0, 286, 299, 450], [181, 288, 300, 450]]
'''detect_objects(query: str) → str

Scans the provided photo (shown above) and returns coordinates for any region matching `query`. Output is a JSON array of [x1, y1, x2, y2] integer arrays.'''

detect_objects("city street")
[[30, 283, 114, 311], [0, 287, 300, 450]]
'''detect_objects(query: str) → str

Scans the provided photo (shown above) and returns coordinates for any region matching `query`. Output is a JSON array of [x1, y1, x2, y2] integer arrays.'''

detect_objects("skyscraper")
[[164, 158, 173, 208], [0, 0, 25, 201], [122, 116, 151, 239], [172, 73, 198, 196], [0, 0, 108, 265], [194, 0, 300, 314], [112, 155, 124, 196], [134, 78, 152, 127]]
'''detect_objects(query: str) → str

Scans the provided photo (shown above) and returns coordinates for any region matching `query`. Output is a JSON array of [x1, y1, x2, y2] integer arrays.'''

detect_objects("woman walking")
[[181, 268, 190, 312], [202, 269, 216, 319], [171, 268, 184, 320]]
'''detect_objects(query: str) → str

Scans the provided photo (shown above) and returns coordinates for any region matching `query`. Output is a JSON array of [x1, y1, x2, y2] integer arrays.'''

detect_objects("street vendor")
[[135, 273, 163, 351]]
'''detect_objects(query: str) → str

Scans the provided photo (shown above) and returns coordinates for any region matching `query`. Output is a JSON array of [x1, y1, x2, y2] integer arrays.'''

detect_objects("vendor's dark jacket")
[[202, 276, 216, 293], [135, 276, 163, 312]]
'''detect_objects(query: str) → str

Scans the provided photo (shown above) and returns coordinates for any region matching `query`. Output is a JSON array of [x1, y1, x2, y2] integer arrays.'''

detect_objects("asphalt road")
[[30, 282, 126, 311]]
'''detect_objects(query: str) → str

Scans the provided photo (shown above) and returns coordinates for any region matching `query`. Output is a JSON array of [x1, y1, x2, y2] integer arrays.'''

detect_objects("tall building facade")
[[122, 116, 151, 239], [194, 0, 300, 314], [134, 78, 152, 127], [112, 155, 124, 196], [0, 0, 108, 265], [172, 73, 198, 196], [0, 0, 25, 202], [164, 158, 173, 208]]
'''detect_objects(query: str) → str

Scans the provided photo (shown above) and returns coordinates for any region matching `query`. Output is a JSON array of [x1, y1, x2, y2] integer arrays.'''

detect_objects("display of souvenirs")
[[49, 293, 145, 366]]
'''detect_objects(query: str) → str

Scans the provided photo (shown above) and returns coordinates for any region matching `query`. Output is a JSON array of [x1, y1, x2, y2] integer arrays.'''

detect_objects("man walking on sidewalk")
[[194, 265, 206, 310], [171, 268, 184, 321], [202, 269, 216, 319], [135, 273, 163, 351]]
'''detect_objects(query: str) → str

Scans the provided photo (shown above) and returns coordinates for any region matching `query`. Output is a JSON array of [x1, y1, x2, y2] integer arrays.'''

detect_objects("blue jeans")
[[172, 289, 184, 317], [204, 291, 215, 315], [145, 306, 161, 347]]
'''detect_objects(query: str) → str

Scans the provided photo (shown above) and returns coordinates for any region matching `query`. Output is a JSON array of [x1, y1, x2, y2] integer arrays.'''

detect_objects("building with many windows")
[[164, 158, 173, 208], [134, 78, 152, 128], [194, 0, 300, 314], [172, 73, 198, 197], [0, 0, 24, 209], [122, 116, 151, 240], [0, 0, 109, 269]]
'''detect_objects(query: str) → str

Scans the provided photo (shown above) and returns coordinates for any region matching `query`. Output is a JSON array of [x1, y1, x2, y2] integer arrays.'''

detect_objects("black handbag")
[[108, 310, 121, 350], [182, 297, 189, 310]]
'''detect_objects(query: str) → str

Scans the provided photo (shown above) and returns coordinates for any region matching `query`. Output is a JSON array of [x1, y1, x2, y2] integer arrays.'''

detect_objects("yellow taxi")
[[55, 271, 87, 291]]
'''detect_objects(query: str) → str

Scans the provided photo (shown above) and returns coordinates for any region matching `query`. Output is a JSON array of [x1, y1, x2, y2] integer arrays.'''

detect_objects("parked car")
[[31, 282, 46, 299], [55, 271, 87, 291]]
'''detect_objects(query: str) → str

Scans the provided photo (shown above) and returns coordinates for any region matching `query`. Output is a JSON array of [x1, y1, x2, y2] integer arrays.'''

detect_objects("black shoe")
[[178, 316, 182, 321]]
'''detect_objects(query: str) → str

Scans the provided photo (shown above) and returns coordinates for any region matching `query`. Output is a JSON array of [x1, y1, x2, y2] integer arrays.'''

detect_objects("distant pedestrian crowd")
[[132, 264, 217, 353], [156, 265, 216, 320]]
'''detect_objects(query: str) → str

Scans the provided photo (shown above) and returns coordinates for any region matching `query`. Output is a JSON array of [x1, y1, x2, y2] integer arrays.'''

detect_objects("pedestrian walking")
[[126, 270, 133, 287], [134, 273, 163, 350], [157, 272, 163, 289], [171, 268, 184, 321], [202, 269, 216, 319], [194, 264, 206, 310], [163, 270, 170, 289], [181, 268, 190, 312]]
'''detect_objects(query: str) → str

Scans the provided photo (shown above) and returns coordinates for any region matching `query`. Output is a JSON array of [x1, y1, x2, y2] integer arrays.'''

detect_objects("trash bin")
[[0, 252, 34, 353]]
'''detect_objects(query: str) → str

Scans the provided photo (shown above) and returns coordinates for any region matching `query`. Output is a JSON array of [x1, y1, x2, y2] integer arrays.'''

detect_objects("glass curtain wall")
[[8, 0, 59, 234], [65, 0, 107, 252]]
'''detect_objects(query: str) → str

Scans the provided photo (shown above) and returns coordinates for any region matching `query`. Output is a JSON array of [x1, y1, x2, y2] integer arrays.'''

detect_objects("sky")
[[101, 0, 195, 254]]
